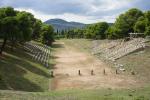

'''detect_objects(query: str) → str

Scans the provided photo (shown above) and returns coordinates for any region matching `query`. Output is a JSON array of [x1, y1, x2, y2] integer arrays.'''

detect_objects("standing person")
[[78, 70, 81, 76], [103, 69, 106, 75], [91, 70, 94, 75]]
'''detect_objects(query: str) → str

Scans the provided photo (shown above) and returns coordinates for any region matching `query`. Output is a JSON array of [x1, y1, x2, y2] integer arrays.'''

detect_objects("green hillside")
[[0, 44, 52, 92]]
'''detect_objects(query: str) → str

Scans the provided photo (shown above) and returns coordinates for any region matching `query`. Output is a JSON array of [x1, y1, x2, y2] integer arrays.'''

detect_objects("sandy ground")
[[50, 41, 140, 91]]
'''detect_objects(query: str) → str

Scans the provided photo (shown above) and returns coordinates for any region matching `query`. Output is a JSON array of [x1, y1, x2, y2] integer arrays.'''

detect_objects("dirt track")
[[50, 41, 140, 90]]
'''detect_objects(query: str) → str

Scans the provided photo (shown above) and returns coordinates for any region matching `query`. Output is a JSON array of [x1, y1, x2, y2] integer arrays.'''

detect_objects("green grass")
[[0, 44, 52, 92], [61, 39, 93, 53], [0, 88, 150, 100]]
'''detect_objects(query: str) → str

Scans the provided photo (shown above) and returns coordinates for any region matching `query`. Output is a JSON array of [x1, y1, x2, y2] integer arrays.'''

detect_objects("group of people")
[[50, 69, 120, 78]]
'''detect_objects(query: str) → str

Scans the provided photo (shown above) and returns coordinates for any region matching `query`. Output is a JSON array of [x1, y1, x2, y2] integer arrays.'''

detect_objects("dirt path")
[[50, 41, 140, 90]]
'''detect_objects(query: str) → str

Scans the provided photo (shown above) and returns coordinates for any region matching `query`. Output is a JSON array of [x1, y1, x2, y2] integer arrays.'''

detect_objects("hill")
[[44, 19, 113, 32], [44, 19, 86, 31]]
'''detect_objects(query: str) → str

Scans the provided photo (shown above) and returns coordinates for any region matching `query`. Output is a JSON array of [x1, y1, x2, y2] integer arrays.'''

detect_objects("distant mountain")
[[44, 18, 114, 32], [44, 19, 86, 32]]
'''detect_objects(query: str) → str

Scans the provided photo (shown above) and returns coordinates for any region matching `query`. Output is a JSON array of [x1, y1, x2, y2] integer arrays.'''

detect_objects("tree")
[[61, 30, 65, 37], [74, 29, 84, 38], [96, 22, 109, 39], [144, 11, 150, 26], [114, 14, 130, 37], [0, 7, 17, 54], [64, 29, 76, 39], [125, 8, 143, 31], [144, 11, 150, 36], [16, 11, 35, 42], [32, 19, 42, 40], [145, 26, 150, 36], [85, 22, 109, 39], [70, 29, 75, 38], [41, 24, 54, 45], [0, 7, 54, 54], [0, 8, 6, 38], [85, 24, 95, 38], [3, 17, 20, 51], [113, 8, 143, 38], [64, 30, 70, 38], [105, 26, 117, 39], [134, 16, 146, 33]]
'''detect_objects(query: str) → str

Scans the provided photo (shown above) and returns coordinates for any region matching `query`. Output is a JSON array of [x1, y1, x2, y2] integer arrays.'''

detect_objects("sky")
[[0, 0, 150, 24]]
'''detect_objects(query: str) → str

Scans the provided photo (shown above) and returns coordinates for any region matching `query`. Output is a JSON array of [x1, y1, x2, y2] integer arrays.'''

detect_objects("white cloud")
[[15, 8, 53, 21], [10, 0, 140, 23], [15, 7, 118, 24], [98, 0, 131, 11]]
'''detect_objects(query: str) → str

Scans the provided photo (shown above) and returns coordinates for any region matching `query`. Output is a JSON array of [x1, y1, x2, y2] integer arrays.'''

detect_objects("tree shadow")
[[47, 63, 56, 70], [0, 46, 54, 92], [6, 49, 50, 78], [52, 43, 64, 48], [51, 56, 59, 59], [0, 59, 44, 92]]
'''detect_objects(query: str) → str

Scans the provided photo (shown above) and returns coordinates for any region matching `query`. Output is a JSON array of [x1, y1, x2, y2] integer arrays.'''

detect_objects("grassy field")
[[61, 39, 93, 53], [0, 88, 150, 100], [0, 39, 150, 99], [0, 44, 52, 92]]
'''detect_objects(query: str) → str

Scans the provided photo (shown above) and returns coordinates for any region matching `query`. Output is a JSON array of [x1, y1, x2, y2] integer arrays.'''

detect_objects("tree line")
[[0, 7, 54, 54], [56, 8, 150, 39]]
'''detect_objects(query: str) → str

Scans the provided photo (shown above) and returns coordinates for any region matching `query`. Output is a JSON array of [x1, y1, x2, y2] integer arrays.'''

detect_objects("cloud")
[[15, 8, 94, 24], [0, 0, 88, 14], [1, 0, 150, 23]]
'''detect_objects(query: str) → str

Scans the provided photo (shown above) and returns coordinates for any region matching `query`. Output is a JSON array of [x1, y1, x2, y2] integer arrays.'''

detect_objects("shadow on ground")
[[0, 46, 55, 92], [52, 43, 64, 48]]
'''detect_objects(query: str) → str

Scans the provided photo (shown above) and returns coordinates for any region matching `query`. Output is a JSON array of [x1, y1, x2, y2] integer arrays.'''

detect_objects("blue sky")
[[0, 0, 150, 23]]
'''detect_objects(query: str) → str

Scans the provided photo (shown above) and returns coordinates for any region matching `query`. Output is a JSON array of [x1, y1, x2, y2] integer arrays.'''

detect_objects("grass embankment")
[[0, 43, 52, 92]]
